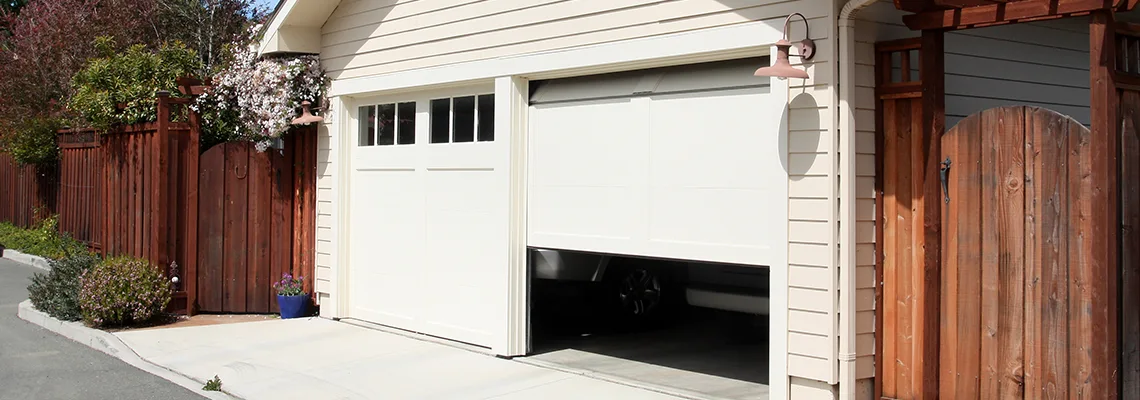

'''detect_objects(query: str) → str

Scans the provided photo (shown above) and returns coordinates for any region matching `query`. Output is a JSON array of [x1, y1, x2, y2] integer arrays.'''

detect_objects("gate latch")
[[939, 157, 952, 204]]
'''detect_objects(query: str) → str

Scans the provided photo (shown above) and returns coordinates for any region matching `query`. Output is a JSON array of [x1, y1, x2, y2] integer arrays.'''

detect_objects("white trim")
[[334, 95, 351, 319], [497, 76, 529, 356], [769, 50, 791, 400], [329, 18, 784, 98], [257, 0, 296, 55]]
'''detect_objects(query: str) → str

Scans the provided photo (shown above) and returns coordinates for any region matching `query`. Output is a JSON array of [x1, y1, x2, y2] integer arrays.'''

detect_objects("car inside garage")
[[525, 58, 783, 399]]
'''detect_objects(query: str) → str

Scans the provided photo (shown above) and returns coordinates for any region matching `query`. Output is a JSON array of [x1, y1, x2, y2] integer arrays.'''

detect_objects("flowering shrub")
[[194, 25, 329, 151], [273, 273, 305, 296], [78, 256, 172, 327]]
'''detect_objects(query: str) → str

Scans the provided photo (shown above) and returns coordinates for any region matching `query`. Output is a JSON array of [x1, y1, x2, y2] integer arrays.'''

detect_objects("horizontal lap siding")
[[321, 0, 832, 80], [787, 9, 836, 386], [315, 121, 335, 302], [857, 1, 1090, 126]]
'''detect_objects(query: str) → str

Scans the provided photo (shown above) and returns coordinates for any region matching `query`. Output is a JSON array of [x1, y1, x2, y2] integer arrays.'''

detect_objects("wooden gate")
[[197, 135, 314, 314], [938, 106, 1095, 398]]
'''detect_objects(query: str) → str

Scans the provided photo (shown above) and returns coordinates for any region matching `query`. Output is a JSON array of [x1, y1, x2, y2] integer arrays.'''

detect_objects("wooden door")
[[197, 141, 295, 313], [939, 106, 1093, 399]]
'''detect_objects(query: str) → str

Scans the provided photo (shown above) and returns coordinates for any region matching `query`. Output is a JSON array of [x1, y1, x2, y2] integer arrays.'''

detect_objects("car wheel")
[[598, 262, 677, 329]]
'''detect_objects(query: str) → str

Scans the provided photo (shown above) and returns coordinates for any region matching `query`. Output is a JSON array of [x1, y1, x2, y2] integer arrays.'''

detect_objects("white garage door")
[[527, 58, 787, 266], [349, 92, 508, 348]]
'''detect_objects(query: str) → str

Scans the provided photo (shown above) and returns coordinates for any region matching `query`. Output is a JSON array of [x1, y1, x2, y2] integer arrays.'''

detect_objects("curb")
[[17, 300, 238, 400], [2, 249, 51, 271]]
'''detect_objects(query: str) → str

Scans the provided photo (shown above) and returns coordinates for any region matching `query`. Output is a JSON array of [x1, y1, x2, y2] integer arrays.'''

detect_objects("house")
[[260, 0, 1140, 399]]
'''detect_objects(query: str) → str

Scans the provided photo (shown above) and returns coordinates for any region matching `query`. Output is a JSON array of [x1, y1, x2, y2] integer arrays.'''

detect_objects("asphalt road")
[[0, 258, 204, 400]]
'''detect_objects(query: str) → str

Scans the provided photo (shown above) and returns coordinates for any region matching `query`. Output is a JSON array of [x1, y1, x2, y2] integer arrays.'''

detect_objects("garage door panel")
[[350, 101, 508, 349], [649, 90, 770, 188], [530, 100, 644, 186], [424, 142, 501, 168], [647, 188, 772, 263], [527, 185, 638, 241], [528, 61, 784, 266], [353, 146, 421, 170]]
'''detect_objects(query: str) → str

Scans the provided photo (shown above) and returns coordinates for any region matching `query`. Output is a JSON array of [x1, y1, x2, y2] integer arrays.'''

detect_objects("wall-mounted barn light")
[[291, 100, 324, 125], [754, 13, 815, 80]]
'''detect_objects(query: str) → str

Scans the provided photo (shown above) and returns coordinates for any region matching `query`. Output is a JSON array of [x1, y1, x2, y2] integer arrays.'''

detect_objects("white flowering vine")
[[193, 25, 329, 151]]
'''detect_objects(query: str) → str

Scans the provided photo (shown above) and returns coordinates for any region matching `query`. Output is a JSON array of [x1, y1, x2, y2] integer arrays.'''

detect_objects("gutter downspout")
[[837, 0, 876, 399]]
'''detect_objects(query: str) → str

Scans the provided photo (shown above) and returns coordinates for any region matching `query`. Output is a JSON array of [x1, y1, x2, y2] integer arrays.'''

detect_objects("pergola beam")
[[903, 0, 1121, 30]]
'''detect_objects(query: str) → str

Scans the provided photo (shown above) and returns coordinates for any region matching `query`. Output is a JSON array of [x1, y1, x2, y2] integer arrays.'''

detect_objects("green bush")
[[0, 216, 89, 259], [78, 256, 172, 327], [27, 252, 100, 321], [69, 37, 202, 130], [0, 116, 64, 166]]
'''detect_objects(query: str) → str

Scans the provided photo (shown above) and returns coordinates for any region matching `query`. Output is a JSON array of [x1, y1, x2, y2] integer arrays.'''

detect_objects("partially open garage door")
[[527, 58, 786, 266], [348, 93, 509, 348]]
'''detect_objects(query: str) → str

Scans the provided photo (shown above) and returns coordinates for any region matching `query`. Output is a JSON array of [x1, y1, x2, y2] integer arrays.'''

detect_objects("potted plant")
[[273, 273, 308, 319]]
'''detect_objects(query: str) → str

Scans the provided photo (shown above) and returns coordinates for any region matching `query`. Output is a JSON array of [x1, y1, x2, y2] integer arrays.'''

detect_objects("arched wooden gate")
[[938, 106, 1090, 398]]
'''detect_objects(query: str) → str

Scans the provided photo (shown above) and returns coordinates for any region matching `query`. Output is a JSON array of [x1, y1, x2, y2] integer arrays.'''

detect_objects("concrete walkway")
[[115, 317, 682, 400]]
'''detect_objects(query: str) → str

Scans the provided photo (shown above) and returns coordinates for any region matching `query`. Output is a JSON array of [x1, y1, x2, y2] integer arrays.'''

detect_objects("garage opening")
[[529, 251, 771, 399], [524, 58, 779, 399]]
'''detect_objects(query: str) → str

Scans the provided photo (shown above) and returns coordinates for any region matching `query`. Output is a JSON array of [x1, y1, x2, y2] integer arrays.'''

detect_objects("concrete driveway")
[[0, 258, 204, 400]]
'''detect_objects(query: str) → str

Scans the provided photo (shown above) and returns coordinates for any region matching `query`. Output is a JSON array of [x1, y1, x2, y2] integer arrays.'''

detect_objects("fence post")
[[154, 91, 171, 271], [186, 97, 201, 315]]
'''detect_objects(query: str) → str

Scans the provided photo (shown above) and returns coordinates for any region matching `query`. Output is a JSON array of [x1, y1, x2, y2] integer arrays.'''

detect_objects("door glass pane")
[[397, 102, 416, 145], [453, 96, 475, 143], [358, 105, 376, 146], [377, 103, 395, 146], [477, 94, 494, 142], [430, 98, 450, 144]]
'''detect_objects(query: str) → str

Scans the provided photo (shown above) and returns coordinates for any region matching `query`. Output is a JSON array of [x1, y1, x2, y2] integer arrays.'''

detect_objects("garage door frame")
[[339, 80, 531, 356]]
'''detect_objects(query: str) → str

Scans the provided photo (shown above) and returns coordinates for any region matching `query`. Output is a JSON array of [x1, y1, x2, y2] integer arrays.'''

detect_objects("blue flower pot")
[[277, 294, 309, 319]]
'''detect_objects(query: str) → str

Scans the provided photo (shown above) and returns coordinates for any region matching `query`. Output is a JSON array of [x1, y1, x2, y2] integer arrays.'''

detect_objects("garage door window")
[[429, 94, 495, 144], [358, 102, 416, 146]]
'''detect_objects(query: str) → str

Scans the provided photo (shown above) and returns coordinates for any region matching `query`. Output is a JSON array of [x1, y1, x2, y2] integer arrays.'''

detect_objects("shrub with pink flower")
[[78, 256, 172, 327]]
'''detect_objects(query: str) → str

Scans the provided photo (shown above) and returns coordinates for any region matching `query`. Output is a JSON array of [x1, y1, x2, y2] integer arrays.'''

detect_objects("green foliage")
[[0, 216, 89, 259], [78, 256, 172, 327], [0, 116, 62, 165], [69, 38, 202, 130], [203, 375, 222, 391], [27, 252, 100, 321]]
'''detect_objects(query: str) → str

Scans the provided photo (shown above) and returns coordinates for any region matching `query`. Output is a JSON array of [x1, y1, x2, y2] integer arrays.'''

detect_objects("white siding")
[[316, 113, 337, 311], [322, 0, 830, 80]]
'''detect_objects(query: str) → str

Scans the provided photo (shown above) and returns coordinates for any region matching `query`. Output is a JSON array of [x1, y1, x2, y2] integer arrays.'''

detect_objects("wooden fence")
[[58, 129, 102, 247], [0, 92, 317, 315], [0, 153, 57, 228]]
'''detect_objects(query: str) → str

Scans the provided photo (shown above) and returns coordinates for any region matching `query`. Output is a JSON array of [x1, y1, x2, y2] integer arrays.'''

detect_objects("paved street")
[[0, 258, 203, 400]]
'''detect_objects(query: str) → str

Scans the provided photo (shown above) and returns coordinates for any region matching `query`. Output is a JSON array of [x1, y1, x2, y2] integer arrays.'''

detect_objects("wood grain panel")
[[197, 144, 226, 312], [881, 97, 899, 399], [1084, 12, 1120, 399], [223, 143, 249, 312], [1121, 89, 1140, 400], [247, 149, 272, 313], [270, 142, 295, 313]]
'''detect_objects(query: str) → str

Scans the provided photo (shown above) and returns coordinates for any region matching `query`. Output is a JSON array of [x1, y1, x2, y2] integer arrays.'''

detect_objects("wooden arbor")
[[875, 0, 1139, 398]]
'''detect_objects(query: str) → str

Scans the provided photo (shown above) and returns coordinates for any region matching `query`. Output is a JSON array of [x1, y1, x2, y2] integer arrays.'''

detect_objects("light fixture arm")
[[780, 12, 815, 61]]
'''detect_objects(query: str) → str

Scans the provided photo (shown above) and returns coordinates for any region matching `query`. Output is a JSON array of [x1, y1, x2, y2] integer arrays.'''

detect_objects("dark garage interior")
[[527, 251, 771, 400]]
